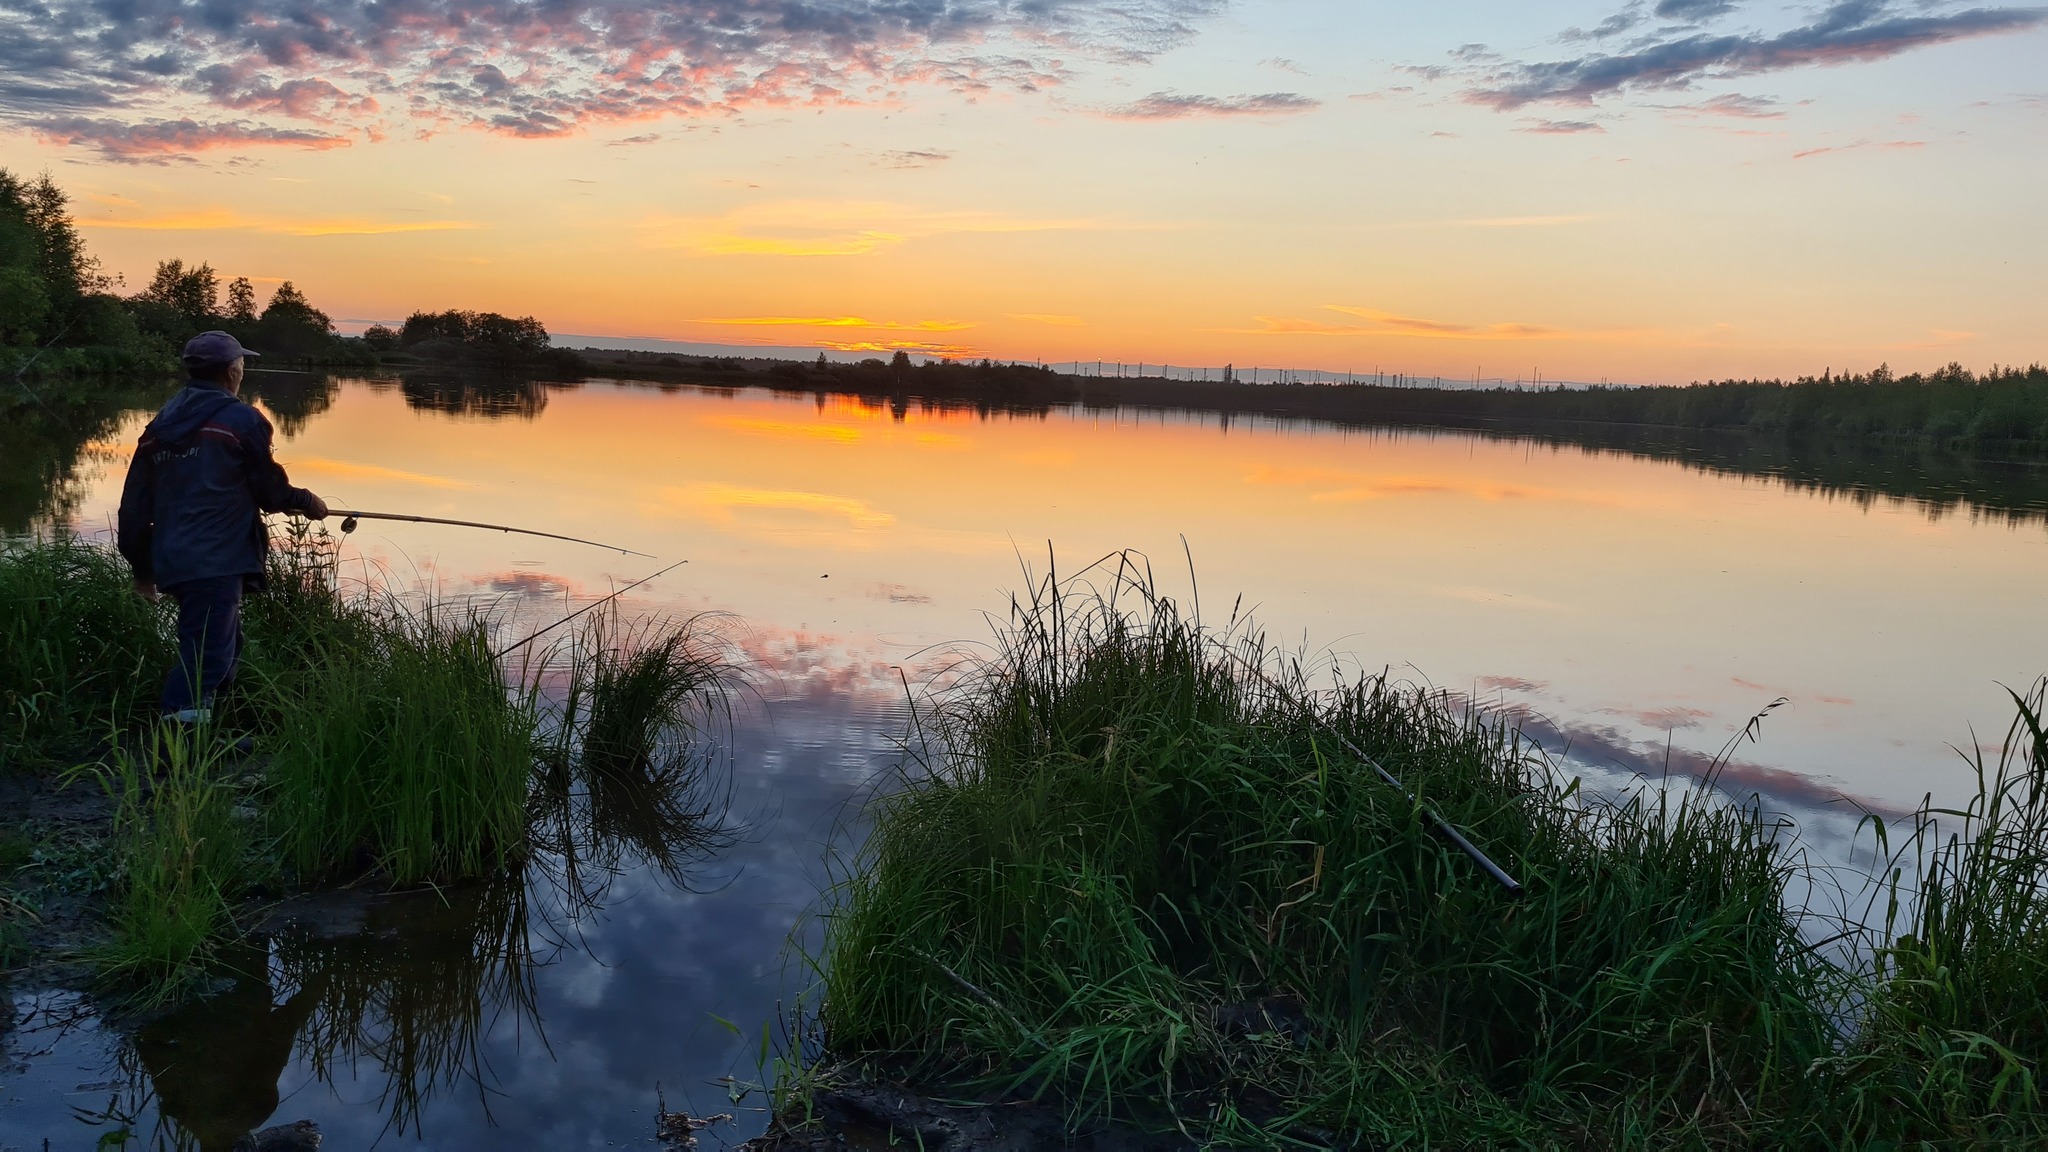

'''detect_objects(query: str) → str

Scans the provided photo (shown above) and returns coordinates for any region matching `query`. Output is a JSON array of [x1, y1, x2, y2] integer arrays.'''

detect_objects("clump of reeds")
[[528, 603, 737, 910], [822, 557, 1838, 1146], [547, 603, 732, 774], [1825, 679, 2048, 1143], [81, 724, 254, 1004], [243, 522, 537, 885], [259, 598, 538, 886], [0, 532, 171, 769]]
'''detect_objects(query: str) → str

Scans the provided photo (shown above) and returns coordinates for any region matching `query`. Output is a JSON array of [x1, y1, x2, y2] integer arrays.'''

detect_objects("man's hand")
[[302, 492, 330, 520], [134, 580, 159, 604]]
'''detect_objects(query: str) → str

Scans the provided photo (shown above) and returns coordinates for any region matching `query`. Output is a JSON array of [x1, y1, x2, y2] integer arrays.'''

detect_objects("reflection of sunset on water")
[[59, 377, 2048, 816]]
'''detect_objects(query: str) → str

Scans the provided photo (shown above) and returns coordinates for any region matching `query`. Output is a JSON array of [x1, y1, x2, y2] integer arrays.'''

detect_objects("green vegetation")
[[816, 561, 2048, 1147], [80, 725, 254, 1003], [0, 529, 728, 1005], [1, 167, 377, 388], [530, 604, 737, 911], [0, 531, 173, 769], [260, 600, 537, 887], [0, 379, 173, 530], [1837, 680, 2048, 1144]]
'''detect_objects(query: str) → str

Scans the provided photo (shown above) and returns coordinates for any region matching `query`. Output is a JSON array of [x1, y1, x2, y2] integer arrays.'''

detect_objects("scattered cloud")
[[1260, 57, 1307, 75], [1680, 92, 1788, 117], [879, 148, 951, 168], [1792, 137, 1927, 158], [1101, 91, 1321, 120], [1656, 0, 1741, 23], [606, 133, 663, 146], [1467, 1, 2048, 111], [1235, 305, 1643, 344], [0, 0, 1230, 154], [26, 116, 351, 160], [1518, 118, 1606, 133], [814, 338, 983, 357]]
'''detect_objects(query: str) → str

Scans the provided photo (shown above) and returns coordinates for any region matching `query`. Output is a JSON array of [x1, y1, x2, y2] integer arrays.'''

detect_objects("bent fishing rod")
[[329, 508, 654, 558], [1243, 660, 1524, 896]]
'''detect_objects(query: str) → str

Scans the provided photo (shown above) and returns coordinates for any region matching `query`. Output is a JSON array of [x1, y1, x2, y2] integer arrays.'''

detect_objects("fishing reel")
[[340, 515, 359, 534]]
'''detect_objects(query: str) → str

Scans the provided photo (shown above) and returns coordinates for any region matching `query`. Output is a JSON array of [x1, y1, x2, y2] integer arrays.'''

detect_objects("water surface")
[[3, 375, 2044, 1147]]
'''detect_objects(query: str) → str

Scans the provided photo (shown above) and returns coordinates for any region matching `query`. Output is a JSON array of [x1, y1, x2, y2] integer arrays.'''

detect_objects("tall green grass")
[[819, 560, 2048, 1146], [1823, 680, 2048, 1144], [81, 724, 253, 1004], [529, 604, 737, 910], [258, 597, 538, 886], [0, 532, 170, 769], [5, 530, 739, 1010]]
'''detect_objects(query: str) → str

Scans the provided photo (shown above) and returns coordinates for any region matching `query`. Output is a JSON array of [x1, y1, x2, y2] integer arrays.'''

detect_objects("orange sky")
[[9, 0, 2046, 382]]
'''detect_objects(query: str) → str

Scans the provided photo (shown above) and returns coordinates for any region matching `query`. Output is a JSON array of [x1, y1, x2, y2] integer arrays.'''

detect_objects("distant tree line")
[[1, 167, 371, 390], [730, 355, 2048, 456], [1, 169, 576, 395]]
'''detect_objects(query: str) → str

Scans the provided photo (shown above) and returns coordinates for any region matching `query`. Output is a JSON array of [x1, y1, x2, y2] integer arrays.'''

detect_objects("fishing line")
[[491, 559, 689, 659]]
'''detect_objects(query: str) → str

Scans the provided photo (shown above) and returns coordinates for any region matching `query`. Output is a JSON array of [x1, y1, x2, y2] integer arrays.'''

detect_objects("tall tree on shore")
[[225, 276, 258, 326], [0, 168, 117, 347], [139, 259, 220, 329], [254, 280, 335, 359]]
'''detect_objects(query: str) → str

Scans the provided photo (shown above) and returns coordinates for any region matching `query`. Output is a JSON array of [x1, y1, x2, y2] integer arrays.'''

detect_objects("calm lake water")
[[4, 375, 2046, 1148]]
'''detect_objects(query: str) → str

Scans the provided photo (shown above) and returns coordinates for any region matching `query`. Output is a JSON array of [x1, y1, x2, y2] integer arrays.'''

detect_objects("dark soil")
[[0, 765, 121, 989]]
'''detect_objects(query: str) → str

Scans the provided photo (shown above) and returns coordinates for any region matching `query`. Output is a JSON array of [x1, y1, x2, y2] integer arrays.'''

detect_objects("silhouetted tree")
[[398, 309, 558, 365], [225, 276, 258, 325], [0, 168, 122, 347], [254, 280, 335, 360]]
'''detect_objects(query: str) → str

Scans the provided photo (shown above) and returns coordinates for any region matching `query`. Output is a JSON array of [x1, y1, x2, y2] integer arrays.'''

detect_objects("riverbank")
[[0, 530, 729, 1007], [793, 558, 2048, 1148]]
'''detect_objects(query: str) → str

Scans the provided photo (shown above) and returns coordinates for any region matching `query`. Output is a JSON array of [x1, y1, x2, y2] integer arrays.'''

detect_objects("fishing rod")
[[492, 559, 689, 658], [1246, 660, 1524, 896], [331, 508, 655, 558]]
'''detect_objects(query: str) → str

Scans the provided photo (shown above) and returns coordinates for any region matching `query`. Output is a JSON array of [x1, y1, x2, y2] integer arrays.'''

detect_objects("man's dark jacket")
[[117, 381, 316, 587]]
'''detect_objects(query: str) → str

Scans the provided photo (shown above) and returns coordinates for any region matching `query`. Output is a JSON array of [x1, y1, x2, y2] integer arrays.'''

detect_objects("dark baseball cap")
[[181, 330, 261, 369]]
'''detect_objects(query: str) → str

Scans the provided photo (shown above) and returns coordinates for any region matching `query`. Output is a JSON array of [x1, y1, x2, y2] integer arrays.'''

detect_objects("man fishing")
[[117, 331, 329, 725]]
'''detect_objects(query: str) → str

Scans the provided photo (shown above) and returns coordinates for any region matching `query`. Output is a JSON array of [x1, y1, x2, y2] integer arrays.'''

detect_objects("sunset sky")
[[4, 0, 2044, 382]]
